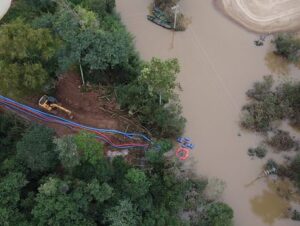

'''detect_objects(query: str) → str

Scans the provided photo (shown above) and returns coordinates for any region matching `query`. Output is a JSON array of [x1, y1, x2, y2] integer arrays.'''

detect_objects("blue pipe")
[[0, 95, 151, 149]]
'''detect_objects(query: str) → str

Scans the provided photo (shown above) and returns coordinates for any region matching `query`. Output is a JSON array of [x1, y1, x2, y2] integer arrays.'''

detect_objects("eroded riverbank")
[[117, 1, 300, 225]]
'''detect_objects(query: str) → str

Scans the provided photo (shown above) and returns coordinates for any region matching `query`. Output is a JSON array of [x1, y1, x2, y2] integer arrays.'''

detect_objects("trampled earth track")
[[217, 0, 300, 33]]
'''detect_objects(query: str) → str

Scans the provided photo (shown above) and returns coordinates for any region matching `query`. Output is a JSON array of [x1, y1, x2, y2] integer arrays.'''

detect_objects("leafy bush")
[[81, 0, 116, 15], [292, 210, 300, 221], [248, 146, 267, 158], [276, 81, 300, 128], [267, 130, 296, 151], [241, 94, 283, 132], [246, 75, 274, 101], [272, 34, 300, 63], [290, 155, 300, 188], [197, 202, 234, 226], [240, 76, 294, 132]]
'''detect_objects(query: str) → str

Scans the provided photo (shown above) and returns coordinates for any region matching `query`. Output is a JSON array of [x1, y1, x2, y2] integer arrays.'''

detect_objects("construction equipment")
[[38, 95, 73, 119]]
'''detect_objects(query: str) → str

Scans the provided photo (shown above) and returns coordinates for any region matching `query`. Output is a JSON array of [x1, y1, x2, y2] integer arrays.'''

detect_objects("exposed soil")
[[55, 72, 120, 134], [216, 0, 300, 33], [22, 72, 147, 139]]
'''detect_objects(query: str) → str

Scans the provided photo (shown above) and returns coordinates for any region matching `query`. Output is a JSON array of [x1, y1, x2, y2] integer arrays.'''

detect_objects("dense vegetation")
[[241, 75, 300, 133], [0, 0, 234, 225], [0, 0, 185, 138], [272, 34, 300, 64], [241, 75, 300, 220], [0, 113, 233, 226]]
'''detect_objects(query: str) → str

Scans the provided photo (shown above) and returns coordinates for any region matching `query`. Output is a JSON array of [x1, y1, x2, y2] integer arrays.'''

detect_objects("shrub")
[[267, 130, 296, 151], [276, 81, 300, 128], [246, 75, 274, 101], [202, 202, 234, 226], [248, 146, 267, 158], [241, 95, 283, 132], [292, 210, 300, 221], [272, 34, 300, 63], [290, 155, 300, 188], [241, 76, 284, 132]]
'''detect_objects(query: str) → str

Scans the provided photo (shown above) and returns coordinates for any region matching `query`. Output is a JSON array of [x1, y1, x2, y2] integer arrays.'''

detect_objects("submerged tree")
[[273, 34, 300, 63]]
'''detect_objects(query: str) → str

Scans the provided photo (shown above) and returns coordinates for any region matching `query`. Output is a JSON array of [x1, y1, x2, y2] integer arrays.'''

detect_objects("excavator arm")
[[50, 103, 72, 116], [38, 95, 73, 119]]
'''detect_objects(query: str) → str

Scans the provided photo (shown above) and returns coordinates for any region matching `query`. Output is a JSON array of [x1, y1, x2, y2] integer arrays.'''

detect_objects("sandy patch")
[[217, 0, 300, 33], [0, 0, 11, 20]]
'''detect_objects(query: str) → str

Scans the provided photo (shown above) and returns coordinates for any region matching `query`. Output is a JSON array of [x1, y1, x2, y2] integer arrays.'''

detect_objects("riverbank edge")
[[213, 0, 300, 34]]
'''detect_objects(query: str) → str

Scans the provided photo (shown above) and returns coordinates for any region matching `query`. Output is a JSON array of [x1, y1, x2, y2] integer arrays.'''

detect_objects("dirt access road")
[[0, 0, 11, 20], [218, 0, 300, 33], [117, 0, 300, 226]]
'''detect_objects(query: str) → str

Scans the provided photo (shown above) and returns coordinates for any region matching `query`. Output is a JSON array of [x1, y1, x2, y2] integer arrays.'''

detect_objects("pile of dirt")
[[216, 0, 300, 33]]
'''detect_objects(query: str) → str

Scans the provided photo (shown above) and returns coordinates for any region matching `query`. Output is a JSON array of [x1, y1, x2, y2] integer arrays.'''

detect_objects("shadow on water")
[[250, 179, 300, 225], [265, 52, 290, 75]]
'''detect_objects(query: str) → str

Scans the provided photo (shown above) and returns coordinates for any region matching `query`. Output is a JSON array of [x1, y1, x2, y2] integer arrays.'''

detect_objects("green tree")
[[204, 202, 234, 226], [81, 0, 116, 15], [0, 19, 57, 97], [51, 5, 134, 84], [103, 199, 141, 226], [123, 168, 151, 200], [54, 136, 80, 171], [273, 34, 300, 63], [16, 125, 57, 172], [0, 172, 28, 226], [32, 177, 95, 226], [74, 132, 104, 165], [139, 58, 179, 105], [87, 179, 113, 202], [0, 113, 27, 160]]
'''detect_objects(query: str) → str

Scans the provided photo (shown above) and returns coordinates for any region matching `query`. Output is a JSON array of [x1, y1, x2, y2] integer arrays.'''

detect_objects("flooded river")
[[117, 1, 299, 225]]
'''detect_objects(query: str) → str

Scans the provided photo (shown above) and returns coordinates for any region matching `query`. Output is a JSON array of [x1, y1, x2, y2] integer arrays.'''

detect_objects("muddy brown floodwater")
[[116, 0, 300, 225]]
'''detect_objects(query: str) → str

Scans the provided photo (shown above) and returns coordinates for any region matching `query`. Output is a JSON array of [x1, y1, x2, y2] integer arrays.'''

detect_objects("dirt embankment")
[[216, 0, 300, 33]]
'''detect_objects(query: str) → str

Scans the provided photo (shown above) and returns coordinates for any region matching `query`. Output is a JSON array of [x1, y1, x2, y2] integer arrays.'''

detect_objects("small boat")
[[147, 15, 172, 30], [152, 7, 171, 23]]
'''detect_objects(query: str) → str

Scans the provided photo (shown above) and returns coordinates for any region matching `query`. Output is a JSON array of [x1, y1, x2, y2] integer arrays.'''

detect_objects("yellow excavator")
[[38, 95, 74, 119]]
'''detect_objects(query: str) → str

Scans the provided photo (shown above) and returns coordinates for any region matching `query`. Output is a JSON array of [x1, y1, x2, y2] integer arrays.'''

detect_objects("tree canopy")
[[0, 19, 57, 97], [16, 125, 57, 172]]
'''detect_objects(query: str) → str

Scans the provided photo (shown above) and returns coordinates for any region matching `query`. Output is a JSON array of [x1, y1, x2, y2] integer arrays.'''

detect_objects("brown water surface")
[[116, 1, 300, 225]]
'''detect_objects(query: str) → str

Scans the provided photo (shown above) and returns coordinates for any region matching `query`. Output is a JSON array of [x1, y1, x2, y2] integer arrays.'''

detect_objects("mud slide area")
[[0, 0, 11, 20], [217, 0, 300, 33], [117, 0, 300, 225]]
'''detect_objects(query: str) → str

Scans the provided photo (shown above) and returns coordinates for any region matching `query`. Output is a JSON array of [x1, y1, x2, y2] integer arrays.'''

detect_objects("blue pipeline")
[[0, 95, 151, 149]]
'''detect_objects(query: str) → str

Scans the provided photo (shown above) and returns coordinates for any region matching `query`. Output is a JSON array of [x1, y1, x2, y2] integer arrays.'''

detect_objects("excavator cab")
[[38, 95, 73, 119]]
